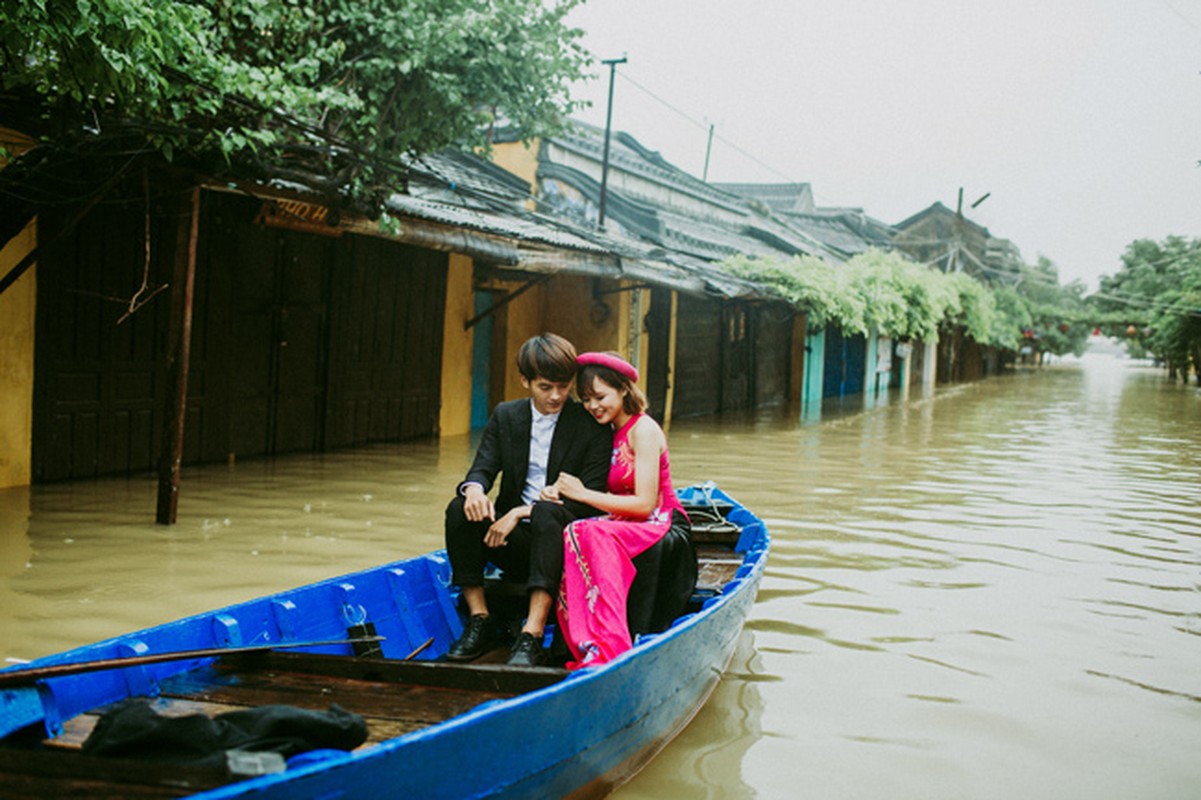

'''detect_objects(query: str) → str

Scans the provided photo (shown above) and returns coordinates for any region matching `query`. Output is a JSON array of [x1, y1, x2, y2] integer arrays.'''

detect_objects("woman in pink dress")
[[545, 351, 687, 669]]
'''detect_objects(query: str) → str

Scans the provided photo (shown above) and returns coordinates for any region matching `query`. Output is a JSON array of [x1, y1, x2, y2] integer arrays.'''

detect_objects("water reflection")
[[2, 355, 1200, 798], [617, 631, 767, 799]]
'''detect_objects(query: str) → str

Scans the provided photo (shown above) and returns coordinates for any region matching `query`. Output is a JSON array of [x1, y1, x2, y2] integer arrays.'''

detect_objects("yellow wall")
[[542, 274, 619, 355], [0, 220, 36, 488], [500, 279, 546, 400], [489, 139, 541, 211], [663, 291, 679, 426], [439, 253, 475, 437]]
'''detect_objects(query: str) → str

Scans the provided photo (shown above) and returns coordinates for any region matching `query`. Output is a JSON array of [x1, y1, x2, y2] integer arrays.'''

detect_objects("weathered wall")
[[790, 312, 807, 407], [0, 221, 35, 488], [440, 253, 475, 437], [542, 274, 609, 354]]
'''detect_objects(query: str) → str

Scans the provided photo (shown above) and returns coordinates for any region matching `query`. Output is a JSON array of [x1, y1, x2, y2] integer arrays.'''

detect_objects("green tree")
[[0, 0, 589, 207], [725, 248, 1092, 363], [1093, 236, 1201, 382], [1012, 256, 1090, 359]]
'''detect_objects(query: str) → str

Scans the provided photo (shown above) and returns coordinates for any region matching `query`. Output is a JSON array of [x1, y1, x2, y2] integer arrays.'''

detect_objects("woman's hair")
[[578, 360, 647, 416], [516, 333, 577, 383]]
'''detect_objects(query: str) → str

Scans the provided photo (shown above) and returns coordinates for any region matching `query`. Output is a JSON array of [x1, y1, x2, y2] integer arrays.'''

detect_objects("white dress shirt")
[[522, 401, 561, 506]]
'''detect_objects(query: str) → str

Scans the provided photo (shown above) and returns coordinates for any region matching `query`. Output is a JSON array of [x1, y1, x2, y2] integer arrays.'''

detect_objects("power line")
[[614, 72, 813, 189], [1159, 0, 1201, 44]]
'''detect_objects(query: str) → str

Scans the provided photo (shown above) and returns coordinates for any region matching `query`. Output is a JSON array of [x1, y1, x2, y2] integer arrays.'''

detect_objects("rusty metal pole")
[[156, 185, 200, 525]]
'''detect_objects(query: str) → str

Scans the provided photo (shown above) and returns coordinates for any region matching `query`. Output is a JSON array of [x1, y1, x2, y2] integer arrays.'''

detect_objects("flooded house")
[[893, 200, 1024, 382], [491, 123, 842, 419], [2, 115, 1024, 501], [0, 122, 787, 502]]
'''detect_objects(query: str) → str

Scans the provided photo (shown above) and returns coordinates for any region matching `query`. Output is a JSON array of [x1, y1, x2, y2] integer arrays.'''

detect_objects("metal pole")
[[597, 56, 627, 229], [703, 123, 714, 182]]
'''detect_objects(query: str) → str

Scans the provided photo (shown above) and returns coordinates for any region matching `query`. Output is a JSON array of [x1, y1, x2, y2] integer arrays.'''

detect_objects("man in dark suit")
[[445, 333, 611, 666]]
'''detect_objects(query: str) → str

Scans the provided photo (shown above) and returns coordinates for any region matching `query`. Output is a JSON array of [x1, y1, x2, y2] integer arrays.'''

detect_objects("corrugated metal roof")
[[386, 193, 607, 253]]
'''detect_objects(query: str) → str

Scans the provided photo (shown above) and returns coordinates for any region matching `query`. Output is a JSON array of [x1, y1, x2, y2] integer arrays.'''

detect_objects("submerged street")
[[1, 352, 1198, 799]]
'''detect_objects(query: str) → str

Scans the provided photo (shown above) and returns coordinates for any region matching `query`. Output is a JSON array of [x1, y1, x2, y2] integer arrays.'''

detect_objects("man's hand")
[[463, 484, 495, 522], [484, 507, 526, 548]]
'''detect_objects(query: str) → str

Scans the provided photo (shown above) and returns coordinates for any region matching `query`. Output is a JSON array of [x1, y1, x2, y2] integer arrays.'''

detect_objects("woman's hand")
[[539, 483, 563, 503], [553, 472, 586, 500]]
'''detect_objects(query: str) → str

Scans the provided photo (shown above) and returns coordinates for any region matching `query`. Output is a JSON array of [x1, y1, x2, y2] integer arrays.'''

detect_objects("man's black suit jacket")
[[458, 397, 612, 519]]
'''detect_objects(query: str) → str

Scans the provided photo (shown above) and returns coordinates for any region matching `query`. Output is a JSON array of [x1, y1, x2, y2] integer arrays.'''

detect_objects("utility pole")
[[703, 123, 715, 182], [948, 187, 990, 273], [597, 56, 627, 229]]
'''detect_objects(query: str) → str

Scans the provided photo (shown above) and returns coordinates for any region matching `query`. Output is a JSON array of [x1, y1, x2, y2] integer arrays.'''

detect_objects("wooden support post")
[[156, 186, 200, 525]]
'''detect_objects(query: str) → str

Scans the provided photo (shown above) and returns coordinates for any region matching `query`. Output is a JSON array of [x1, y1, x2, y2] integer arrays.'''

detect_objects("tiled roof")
[[713, 182, 815, 214], [536, 126, 838, 265], [549, 123, 752, 216], [782, 213, 875, 257], [385, 148, 764, 299]]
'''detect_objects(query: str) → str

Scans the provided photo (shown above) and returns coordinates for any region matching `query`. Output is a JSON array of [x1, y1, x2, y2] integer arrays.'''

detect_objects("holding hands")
[[547, 472, 586, 502]]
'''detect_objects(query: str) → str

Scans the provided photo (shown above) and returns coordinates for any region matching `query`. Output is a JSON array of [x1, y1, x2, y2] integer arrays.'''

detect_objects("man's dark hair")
[[517, 333, 578, 382]]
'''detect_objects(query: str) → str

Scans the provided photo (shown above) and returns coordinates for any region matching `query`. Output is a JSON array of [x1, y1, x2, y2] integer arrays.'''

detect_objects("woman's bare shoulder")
[[628, 414, 666, 453]]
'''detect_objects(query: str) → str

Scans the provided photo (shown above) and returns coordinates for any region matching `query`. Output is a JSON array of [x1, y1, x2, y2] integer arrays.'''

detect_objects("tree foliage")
[[725, 249, 1090, 356], [0, 0, 589, 206], [1010, 257, 1090, 357], [1092, 236, 1201, 376]]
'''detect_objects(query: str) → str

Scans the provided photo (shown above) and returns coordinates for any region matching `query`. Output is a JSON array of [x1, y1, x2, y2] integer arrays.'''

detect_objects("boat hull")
[[0, 485, 768, 799]]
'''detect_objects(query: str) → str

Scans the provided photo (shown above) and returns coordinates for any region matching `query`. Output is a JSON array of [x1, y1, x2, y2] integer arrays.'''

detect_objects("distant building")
[[892, 201, 1022, 284]]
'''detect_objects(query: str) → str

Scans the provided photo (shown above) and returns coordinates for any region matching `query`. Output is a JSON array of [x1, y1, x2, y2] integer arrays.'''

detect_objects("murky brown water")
[[2, 352, 1199, 798]]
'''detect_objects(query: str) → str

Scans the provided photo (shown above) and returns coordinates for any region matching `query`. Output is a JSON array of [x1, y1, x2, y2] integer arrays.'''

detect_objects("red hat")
[[577, 351, 639, 382]]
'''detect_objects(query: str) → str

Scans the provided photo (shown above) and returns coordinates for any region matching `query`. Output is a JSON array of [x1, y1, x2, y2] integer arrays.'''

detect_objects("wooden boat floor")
[[696, 545, 742, 593], [3, 654, 567, 799]]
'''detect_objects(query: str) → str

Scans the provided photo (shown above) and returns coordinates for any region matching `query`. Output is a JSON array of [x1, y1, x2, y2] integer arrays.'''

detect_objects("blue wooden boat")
[[0, 484, 768, 798]]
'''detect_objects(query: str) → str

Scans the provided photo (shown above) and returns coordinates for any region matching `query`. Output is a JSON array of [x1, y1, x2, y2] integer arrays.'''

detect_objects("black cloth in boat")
[[82, 700, 367, 767], [628, 509, 698, 637]]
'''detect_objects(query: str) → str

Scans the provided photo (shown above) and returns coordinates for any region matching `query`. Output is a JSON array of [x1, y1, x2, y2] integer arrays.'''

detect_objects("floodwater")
[[2, 350, 1199, 799]]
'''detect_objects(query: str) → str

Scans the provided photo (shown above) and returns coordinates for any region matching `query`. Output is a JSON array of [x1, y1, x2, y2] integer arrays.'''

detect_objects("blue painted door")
[[822, 325, 867, 398]]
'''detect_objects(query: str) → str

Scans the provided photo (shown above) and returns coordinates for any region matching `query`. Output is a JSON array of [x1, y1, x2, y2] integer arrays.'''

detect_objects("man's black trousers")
[[444, 497, 576, 594]]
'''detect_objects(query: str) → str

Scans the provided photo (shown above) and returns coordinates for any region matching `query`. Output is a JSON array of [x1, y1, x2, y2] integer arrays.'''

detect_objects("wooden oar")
[[404, 637, 435, 660], [0, 636, 386, 687]]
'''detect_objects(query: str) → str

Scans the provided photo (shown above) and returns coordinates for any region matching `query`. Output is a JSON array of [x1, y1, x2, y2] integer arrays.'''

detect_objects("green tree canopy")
[[725, 249, 1090, 356], [1, 0, 589, 207], [1092, 236, 1201, 375]]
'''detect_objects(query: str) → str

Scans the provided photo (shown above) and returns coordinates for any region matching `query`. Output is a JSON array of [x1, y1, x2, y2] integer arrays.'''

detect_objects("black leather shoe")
[[506, 631, 545, 667], [446, 614, 500, 662]]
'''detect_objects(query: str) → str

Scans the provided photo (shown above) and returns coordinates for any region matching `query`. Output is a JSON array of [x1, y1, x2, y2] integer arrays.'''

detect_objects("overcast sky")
[[562, 0, 1201, 290]]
